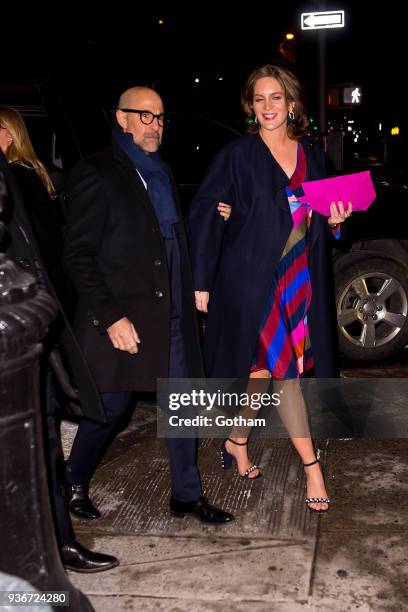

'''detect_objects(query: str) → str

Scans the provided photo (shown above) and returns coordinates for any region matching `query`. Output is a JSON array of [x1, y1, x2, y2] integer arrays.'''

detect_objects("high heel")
[[304, 451, 330, 513], [220, 438, 262, 480]]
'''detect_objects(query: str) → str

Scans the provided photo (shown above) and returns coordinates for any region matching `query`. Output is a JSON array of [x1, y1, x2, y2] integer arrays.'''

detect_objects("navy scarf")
[[112, 126, 179, 238]]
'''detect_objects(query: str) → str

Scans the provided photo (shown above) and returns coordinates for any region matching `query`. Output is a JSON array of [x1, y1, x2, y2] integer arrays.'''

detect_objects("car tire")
[[335, 256, 408, 361]]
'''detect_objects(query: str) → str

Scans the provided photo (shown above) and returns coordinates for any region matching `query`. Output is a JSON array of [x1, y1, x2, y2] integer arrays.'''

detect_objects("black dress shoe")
[[61, 540, 119, 573], [66, 484, 101, 520], [170, 495, 234, 524]]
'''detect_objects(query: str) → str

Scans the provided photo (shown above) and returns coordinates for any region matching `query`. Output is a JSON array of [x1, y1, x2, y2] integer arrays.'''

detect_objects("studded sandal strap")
[[305, 497, 330, 504], [244, 465, 258, 477]]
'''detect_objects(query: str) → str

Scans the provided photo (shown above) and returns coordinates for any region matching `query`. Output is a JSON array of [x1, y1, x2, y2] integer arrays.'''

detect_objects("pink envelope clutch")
[[297, 171, 376, 216]]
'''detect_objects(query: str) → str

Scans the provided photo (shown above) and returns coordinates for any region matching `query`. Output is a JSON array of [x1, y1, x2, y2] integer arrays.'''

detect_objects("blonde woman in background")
[[0, 106, 64, 293], [0, 106, 119, 572]]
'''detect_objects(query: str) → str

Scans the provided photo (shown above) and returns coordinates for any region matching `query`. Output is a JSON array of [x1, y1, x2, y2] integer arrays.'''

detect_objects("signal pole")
[[318, 27, 327, 135]]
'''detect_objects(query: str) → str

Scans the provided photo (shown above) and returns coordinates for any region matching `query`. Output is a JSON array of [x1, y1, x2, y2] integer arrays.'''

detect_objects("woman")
[[0, 106, 67, 298], [188, 65, 352, 512], [0, 107, 119, 570]]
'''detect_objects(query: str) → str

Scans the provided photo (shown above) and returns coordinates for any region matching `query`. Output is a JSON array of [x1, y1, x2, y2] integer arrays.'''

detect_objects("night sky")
[[1, 2, 405, 127]]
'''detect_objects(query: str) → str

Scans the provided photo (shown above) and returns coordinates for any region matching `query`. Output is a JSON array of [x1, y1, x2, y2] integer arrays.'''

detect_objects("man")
[[0, 149, 118, 572], [63, 86, 233, 524]]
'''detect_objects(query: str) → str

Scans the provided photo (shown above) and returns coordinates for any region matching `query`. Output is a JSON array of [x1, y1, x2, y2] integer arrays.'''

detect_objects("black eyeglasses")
[[119, 108, 166, 127]]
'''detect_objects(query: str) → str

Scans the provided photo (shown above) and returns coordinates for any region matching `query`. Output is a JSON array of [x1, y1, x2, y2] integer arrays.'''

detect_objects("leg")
[[166, 317, 202, 502], [66, 391, 133, 486], [224, 370, 271, 478], [43, 370, 119, 571], [166, 437, 201, 502], [166, 315, 232, 523], [274, 378, 329, 512], [65, 391, 133, 519], [43, 371, 75, 547]]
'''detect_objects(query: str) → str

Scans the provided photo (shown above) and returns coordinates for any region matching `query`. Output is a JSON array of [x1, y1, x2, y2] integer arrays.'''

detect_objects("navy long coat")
[[188, 132, 340, 379]]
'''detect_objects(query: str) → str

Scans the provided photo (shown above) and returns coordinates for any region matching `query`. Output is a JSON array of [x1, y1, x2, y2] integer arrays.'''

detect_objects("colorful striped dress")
[[251, 143, 314, 379]]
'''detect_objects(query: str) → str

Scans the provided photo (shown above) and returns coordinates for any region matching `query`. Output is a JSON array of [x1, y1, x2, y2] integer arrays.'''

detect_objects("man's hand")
[[195, 291, 210, 313], [107, 317, 141, 354]]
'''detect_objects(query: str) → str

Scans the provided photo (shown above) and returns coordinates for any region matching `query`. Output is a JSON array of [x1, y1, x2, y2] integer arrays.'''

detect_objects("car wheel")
[[335, 257, 408, 361]]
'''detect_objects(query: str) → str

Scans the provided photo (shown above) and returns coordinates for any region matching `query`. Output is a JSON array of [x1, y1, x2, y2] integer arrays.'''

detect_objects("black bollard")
[[0, 172, 94, 611]]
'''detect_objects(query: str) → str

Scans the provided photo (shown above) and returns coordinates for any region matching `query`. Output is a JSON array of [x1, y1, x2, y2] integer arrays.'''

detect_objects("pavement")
[[62, 353, 408, 612]]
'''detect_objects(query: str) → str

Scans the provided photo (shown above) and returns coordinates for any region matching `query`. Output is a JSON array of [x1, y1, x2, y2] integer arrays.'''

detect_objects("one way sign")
[[301, 10, 345, 30]]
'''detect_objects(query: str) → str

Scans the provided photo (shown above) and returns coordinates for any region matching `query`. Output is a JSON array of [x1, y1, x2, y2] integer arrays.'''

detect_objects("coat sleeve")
[[63, 160, 125, 331], [188, 146, 237, 292], [312, 140, 348, 243]]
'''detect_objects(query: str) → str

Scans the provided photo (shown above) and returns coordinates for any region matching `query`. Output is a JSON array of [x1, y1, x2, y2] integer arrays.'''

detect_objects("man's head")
[[116, 87, 164, 154]]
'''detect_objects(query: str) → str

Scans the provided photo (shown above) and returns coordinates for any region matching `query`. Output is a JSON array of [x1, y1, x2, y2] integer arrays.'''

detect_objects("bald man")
[[63, 87, 234, 524]]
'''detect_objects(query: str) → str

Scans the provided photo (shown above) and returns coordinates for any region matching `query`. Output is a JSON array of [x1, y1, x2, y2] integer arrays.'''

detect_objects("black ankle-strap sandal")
[[220, 438, 262, 480], [304, 450, 330, 513]]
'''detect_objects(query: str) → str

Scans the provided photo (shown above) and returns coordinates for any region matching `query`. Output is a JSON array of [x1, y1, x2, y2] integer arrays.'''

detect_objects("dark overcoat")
[[188, 133, 340, 379], [1, 156, 105, 422], [63, 139, 203, 393]]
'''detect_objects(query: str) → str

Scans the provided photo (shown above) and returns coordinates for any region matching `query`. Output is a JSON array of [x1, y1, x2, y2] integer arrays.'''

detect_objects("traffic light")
[[328, 84, 363, 108]]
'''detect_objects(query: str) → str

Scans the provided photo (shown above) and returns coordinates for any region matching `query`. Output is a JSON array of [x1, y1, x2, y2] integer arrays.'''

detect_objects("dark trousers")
[[66, 390, 133, 486], [66, 319, 202, 502], [44, 370, 75, 548]]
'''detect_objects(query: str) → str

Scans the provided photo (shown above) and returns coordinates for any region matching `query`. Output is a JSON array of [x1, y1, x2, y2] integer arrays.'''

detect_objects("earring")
[[254, 115, 258, 124], [288, 109, 295, 121]]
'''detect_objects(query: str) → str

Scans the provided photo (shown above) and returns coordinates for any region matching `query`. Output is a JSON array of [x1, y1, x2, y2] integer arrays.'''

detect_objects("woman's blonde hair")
[[241, 64, 309, 138], [0, 106, 56, 198]]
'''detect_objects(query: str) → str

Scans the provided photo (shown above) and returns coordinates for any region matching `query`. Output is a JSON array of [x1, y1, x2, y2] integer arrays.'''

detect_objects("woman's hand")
[[328, 201, 352, 226], [195, 291, 210, 313], [217, 202, 232, 221]]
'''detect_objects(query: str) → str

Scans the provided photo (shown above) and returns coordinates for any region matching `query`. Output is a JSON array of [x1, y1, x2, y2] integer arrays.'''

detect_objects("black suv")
[[333, 171, 408, 361], [2, 82, 408, 362]]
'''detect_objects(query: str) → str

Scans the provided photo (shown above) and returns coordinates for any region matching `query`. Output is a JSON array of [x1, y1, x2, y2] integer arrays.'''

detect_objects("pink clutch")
[[297, 171, 376, 216]]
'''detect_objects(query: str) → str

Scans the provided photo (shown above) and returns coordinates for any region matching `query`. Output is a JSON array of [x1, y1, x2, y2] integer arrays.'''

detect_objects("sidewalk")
[[63, 398, 408, 612]]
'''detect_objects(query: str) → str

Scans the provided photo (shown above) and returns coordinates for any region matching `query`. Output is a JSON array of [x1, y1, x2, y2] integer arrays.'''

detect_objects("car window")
[[161, 113, 239, 186]]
